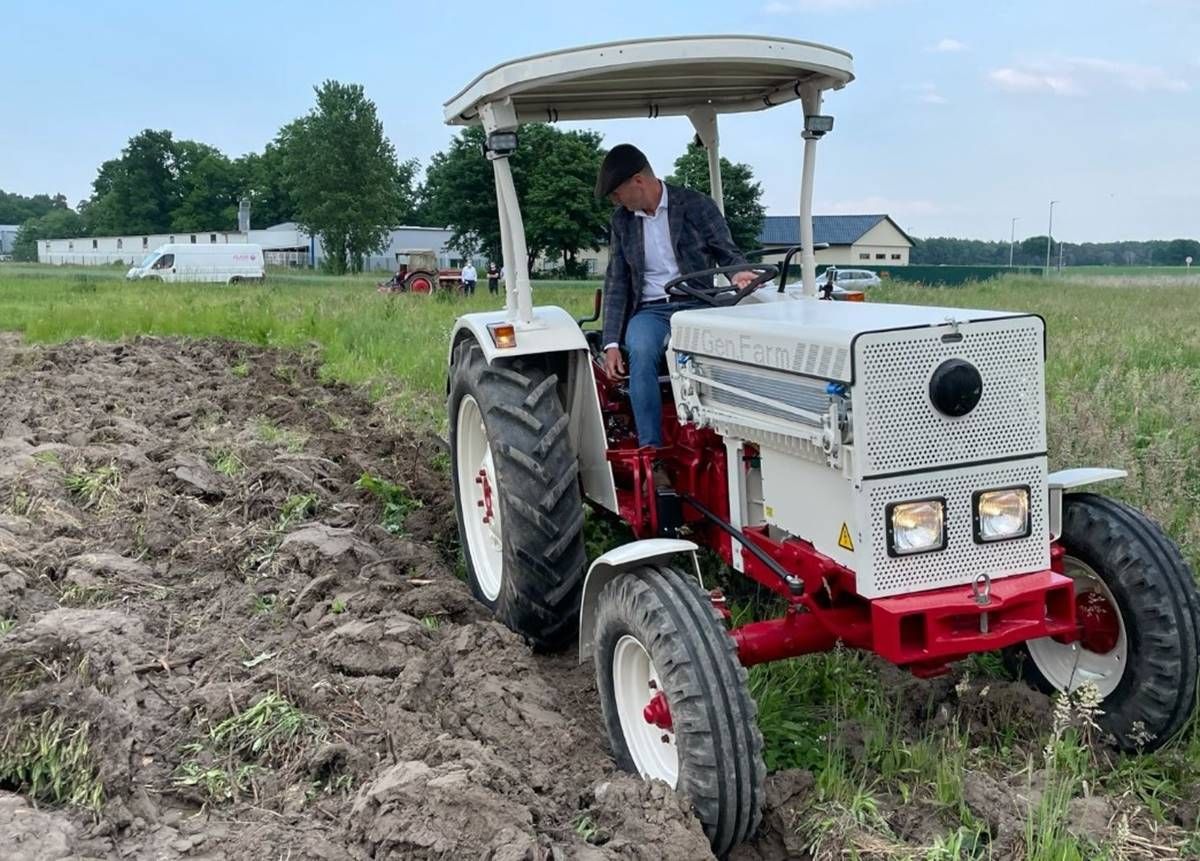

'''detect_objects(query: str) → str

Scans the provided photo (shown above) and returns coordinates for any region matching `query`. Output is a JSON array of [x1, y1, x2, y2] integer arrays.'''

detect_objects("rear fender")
[[578, 539, 700, 661]]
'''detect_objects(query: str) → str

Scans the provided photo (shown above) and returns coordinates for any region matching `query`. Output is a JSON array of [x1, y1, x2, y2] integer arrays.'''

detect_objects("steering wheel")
[[664, 264, 778, 308]]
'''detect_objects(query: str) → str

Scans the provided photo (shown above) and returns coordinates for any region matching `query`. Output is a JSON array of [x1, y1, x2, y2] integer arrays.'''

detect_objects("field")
[[1, 263, 1198, 859]]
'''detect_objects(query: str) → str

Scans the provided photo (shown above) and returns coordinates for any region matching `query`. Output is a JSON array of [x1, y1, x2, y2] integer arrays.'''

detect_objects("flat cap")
[[595, 143, 649, 198]]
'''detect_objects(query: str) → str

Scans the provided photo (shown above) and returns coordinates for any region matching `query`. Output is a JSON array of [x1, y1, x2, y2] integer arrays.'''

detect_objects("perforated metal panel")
[[851, 317, 1045, 477], [855, 458, 1049, 598]]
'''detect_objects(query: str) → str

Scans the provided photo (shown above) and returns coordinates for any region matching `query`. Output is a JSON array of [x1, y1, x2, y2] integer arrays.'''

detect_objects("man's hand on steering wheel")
[[730, 270, 756, 289], [664, 263, 778, 307]]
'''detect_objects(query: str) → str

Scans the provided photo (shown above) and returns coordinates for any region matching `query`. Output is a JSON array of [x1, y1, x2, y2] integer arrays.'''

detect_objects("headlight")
[[886, 499, 946, 556], [973, 487, 1031, 542]]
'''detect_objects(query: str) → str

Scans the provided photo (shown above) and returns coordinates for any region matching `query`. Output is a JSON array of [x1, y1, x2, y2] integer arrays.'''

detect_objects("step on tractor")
[[442, 36, 1200, 856]]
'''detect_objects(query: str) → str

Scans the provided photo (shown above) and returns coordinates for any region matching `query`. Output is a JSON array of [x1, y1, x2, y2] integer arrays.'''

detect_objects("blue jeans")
[[625, 301, 697, 447]]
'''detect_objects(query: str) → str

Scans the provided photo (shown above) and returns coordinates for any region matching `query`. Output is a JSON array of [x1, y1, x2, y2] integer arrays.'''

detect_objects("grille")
[[700, 362, 837, 428], [858, 458, 1048, 598], [854, 317, 1045, 476]]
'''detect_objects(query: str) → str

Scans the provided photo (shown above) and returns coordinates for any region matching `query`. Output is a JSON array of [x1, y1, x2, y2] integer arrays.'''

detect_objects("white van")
[[126, 243, 266, 284]]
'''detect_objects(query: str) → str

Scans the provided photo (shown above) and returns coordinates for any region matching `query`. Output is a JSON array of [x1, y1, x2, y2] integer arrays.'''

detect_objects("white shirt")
[[604, 182, 681, 351], [461, 263, 477, 281], [635, 181, 681, 303]]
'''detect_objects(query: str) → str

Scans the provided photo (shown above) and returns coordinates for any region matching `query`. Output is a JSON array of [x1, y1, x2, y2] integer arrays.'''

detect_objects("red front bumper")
[[870, 569, 1077, 673]]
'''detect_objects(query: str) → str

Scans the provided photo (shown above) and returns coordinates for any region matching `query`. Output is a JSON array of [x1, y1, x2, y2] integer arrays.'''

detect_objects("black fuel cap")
[[929, 359, 983, 417]]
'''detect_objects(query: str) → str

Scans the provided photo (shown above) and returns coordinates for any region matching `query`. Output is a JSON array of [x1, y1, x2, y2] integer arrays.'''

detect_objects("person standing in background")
[[461, 260, 478, 296], [487, 261, 500, 295]]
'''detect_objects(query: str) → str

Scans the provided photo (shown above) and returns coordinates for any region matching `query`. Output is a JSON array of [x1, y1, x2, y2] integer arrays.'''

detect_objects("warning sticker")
[[837, 523, 855, 552]]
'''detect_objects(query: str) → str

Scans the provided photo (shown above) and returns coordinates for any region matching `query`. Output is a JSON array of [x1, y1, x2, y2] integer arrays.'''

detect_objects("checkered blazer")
[[600, 183, 747, 348]]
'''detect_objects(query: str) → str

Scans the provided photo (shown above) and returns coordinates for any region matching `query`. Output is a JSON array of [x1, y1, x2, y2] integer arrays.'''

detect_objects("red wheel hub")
[[1077, 590, 1120, 654], [642, 690, 673, 732], [474, 468, 494, 524]]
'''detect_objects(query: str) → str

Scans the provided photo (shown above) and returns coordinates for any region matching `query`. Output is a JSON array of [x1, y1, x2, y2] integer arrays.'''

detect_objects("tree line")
[[911, 235, 1200, 268], [6, 80, 767, 274]]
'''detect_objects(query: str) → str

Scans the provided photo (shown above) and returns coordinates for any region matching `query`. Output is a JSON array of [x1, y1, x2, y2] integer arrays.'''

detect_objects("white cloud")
[[764, 0, 883, 12], [930, 38, 967, 53], [988, 56, 1189, 96], [909, 82, 948, 104], [988, 67, 1081, 95]]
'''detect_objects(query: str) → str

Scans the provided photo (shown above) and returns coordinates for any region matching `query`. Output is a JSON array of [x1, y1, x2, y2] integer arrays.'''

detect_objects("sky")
[[1, 0, 1197, 242]]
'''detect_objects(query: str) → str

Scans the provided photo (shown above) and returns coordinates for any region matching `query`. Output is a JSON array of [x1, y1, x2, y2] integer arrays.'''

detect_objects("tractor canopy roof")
[[443, 35, 854, 125]]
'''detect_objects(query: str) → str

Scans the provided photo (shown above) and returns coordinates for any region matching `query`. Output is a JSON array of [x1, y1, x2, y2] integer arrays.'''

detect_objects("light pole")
[[1009, 217, 1020, 267], [1045, 200, 1058, 273]]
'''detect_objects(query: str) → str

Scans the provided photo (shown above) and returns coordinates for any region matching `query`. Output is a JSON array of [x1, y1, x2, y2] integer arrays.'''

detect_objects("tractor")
[[377, 249, 455, 294], [442, 36, 1200, 856]]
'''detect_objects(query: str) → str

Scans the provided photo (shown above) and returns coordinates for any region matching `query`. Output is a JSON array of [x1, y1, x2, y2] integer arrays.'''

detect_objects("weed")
[[272, 364, 298, 384], [253, 417, 309, 452], [64, 463, 121, 510], [231, 360, 251, 378], [279, 493, 319, 528], [330, 597, 347, 614], [173, 692, 323, 802], [211, 447, 245, 477], [59, 583, 112, 606], [572, 813, 601, 843], [253, 594, 278, 615], [31, 450, 62, 467], [0, 713, 104, 809], [430, 450, 451, 474], [421, 615, 440, 630], [0, 618, 14, 635], [355, 472, 422, 534]]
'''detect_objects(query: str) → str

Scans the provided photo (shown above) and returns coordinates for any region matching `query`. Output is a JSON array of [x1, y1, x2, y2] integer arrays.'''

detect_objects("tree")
[[236, 139, 297, 228], [422, 124, 609, 272], [284, 81, 412, 274], [171, 141, 240, 231], [82, 129, 179, 235], [0, 190, 68, 224], [12, 208, 85, 261], [666, 141, 765, 252]]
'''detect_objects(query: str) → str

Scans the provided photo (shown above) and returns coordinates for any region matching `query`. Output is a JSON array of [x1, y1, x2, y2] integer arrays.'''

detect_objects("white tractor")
[[443, 36, 1200, 856]]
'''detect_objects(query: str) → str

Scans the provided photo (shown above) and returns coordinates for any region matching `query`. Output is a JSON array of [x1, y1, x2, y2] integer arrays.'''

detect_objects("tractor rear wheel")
[[1005, 493, 1200, 750], [449, 339, 586, 651], [592, 565, 764, 858]]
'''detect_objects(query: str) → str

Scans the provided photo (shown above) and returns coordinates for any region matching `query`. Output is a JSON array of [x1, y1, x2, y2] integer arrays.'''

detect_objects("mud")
[[0, 335, 716, 859]]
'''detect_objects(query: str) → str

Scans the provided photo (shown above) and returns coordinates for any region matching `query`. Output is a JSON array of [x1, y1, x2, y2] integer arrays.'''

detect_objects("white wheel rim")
[[612, 635, 678, 786], [455, 394, 503, 601], [1026, 555, 1128, 697]]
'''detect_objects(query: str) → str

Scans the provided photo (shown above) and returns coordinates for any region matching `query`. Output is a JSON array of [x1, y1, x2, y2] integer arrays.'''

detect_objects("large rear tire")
[[1006, 493, 1200, 750], [449, 339, 586, 651], [593, 565, 765, 858]]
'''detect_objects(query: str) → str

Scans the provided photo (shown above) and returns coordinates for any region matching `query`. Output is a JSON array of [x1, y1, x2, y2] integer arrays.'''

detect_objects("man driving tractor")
[[596, 143, 755, 448]]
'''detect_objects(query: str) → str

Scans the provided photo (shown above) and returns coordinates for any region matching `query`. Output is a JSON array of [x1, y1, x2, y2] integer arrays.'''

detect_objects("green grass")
[[0, 713, 104, 809]]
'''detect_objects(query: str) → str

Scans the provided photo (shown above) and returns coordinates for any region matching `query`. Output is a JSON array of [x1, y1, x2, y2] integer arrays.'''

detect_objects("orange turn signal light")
[[488, 323, 517, 349]]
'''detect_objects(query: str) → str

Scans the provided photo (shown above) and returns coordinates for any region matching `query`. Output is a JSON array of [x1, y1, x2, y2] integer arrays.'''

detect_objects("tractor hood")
[[670, 300, 1038, 384]]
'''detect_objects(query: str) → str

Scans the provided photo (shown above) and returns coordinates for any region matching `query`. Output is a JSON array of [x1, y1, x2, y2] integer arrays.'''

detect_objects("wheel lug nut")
[[648, 680, 657, 690], [477, 500, 485, 507], [661, 734, 670, 743]]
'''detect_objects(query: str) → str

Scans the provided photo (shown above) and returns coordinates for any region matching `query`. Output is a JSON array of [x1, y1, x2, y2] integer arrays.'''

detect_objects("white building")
[[36, 224, 460, 271], [758, 214, 913, 267], [0, 225, 19, 259]]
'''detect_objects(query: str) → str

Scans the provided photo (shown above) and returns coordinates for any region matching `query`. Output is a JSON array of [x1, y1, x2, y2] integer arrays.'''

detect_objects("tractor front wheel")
[[1006, 493, 1200, 750], [593, 565, 764, 858], [449, 339, 586, 651]]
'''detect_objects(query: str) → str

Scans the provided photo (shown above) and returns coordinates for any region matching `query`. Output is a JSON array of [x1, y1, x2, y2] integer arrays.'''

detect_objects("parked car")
[[823, 267, 881, 289]]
